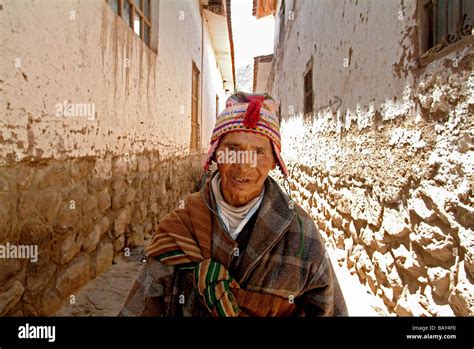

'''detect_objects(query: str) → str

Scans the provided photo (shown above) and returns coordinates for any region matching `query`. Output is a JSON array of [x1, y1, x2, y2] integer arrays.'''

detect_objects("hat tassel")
[[243, 96, 265, 128]]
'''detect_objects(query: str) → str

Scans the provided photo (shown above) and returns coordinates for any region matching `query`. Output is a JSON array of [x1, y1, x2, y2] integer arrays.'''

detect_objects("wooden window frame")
[[190, 62, 200, 152], [106, 0, 152, 47], [419, 0, 473, 65]]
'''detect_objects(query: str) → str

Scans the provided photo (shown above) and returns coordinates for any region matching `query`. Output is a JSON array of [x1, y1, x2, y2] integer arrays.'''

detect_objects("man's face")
[[216, 132, 276, 207]]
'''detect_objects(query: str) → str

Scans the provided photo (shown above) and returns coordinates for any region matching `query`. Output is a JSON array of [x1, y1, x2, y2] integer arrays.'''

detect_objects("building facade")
[[0, 0, 234, 315], [267, 0, 473, 316]]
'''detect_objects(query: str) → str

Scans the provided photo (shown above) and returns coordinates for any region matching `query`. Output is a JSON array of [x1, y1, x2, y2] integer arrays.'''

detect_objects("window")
[[304, 66, 313, 115], [190, 62, 200, 151], [216, 95, 220, 119], [106, 0, 152, 47], [420, 0, 473, 57]]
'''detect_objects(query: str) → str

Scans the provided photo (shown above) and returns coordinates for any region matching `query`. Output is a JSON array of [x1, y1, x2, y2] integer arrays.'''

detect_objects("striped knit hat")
[[203, 92, 288, 177]]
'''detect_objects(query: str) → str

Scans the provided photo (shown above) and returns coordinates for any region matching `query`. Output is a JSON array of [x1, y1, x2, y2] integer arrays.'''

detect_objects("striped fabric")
[[202, 92, 288, 177], [148, 229, 242, 316], [152, 231, 204, 265], [145, 189, 244, 316], [195, 259, 241, 316]]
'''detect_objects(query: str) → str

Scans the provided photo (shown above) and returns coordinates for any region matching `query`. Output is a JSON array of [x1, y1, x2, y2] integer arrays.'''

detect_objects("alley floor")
[[55, 249, 144, 317]]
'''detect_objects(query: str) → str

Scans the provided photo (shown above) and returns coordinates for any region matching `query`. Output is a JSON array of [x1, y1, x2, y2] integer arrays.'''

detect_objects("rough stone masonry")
[[271, 47, 473, 316], [0, 154, 202, 316]]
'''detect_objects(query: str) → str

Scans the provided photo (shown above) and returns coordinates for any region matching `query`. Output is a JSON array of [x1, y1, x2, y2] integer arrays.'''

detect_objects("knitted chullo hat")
[[202, 92, 288, 177]]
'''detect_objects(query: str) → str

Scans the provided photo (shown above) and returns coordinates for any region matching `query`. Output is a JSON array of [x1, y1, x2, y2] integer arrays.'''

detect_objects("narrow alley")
[[0, 0, 472, 323]]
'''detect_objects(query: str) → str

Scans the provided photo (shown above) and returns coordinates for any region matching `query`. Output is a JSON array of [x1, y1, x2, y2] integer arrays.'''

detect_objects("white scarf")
[[211, 173, 265, 240]]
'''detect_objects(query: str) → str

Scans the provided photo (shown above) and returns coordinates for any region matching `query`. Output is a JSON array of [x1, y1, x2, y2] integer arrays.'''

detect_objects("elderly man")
[[120, 92, 347, 316]]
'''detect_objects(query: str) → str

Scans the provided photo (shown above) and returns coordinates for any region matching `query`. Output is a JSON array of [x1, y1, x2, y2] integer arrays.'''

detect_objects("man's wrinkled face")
[[216, 132, 276, 207]]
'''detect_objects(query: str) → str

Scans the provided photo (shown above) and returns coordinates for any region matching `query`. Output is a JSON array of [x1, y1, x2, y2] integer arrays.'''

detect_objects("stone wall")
[[0, 152, 203, 316], [0, 0, 227, 316], [270, 0, 473, 316], [273, 48, 473, 316]]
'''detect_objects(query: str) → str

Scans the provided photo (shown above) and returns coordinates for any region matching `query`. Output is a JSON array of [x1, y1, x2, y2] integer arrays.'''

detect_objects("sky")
[[231, 0, 275, 69]]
